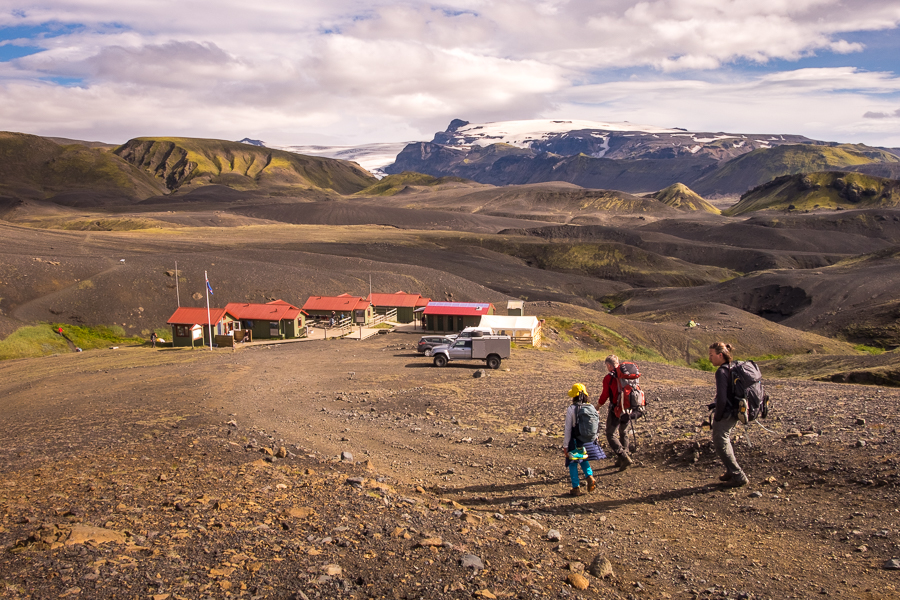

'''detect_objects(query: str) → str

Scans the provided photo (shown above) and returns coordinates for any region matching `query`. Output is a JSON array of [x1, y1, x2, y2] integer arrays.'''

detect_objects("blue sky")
[[0, 1, 898, 147]]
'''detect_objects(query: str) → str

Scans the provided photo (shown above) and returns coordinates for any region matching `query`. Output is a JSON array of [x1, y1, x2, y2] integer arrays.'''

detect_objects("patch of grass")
[[0, 326, 69, 360], [854, 344, 885, 355], [691, 358, 715, 372], [0, 323, 146, 360], [373, 323, 393, 329]]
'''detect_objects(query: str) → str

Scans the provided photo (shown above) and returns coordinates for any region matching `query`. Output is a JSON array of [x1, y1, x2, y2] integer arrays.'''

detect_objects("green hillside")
[[0, 132, 167, 200], [725, 171, 900, 216], [648, 183, 720, 214], [693, 144, 900, 197], [114, 138, 378, 195]]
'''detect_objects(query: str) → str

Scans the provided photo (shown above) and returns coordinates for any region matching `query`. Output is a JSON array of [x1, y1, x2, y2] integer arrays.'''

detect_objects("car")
[[428, 335, 511, 369], [417, 335, 456, 354]]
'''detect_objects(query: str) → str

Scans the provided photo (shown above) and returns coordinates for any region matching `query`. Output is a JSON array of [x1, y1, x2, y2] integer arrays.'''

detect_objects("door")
[[449, 340, 472, 359]]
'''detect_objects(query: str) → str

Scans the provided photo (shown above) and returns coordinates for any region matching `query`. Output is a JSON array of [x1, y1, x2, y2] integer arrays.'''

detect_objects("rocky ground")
[[2, 330, 900, 599]]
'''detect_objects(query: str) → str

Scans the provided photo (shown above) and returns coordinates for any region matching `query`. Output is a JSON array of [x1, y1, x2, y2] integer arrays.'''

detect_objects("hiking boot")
[[725, 473, 749, 488], [719, 472, 733, 482], [586, 476, 597, 493], [569, 486, 583, 497], [618, 452, 633, 470]]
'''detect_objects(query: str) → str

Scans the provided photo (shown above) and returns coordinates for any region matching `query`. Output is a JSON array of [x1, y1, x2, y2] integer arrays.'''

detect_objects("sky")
[[0, 0, 899, 148]]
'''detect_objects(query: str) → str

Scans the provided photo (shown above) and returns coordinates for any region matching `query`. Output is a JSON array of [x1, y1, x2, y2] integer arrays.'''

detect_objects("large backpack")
[[574, 398, 600, 444], [729, 360, 771, 423], [615, 362, 646, 418]]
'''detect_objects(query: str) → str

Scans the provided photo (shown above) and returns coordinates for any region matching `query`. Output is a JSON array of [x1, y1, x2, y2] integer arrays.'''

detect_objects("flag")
[[206, 274, 214, 295]]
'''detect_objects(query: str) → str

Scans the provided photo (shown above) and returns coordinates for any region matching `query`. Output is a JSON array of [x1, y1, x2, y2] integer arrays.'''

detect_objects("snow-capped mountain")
[[430, 118, 811, 160]]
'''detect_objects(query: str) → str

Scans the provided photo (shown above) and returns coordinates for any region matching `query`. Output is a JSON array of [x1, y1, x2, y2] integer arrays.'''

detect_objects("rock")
[[473, 370, 486, 378], [856, 440, 866, 448], [567, 573, 589, 590], [460, 554, 484, 570], [749, 491, 763, 498], [65, 525, 126, 546], [341, 451, 353, 462], [547, 529, 562, 542], [286, 507, 315, 519], [226, 419, 237, 427], [275, 446, 287, 458], [523, 426, 537, 433], [567, 561, 585, 574], [418, 537, 443, 547], [321, 564, 342, 576], [261, 447, 274, 456], [856, 418, 866, 426], [474, 591, 496, 599], [345, 477, 366, 488], [884, 558, 900, 570], [589, 555, 614, 579]]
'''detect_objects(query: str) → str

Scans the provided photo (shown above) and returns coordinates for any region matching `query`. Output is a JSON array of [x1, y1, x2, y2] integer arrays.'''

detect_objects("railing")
[[371, 308, 397, 326]]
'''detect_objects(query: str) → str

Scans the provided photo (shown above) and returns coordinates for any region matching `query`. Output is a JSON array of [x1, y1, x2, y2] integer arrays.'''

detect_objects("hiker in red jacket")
[[597, 354, 633, 470]]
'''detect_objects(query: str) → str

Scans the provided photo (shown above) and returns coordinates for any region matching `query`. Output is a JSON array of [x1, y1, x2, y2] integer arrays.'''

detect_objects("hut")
[[224, 300, 306, 340], [422, 301, 494, 333], [368, 291, 431, 324], [302, 294, 373, 325], [507, 300, 525, 316], [167, 307, 237, 348]]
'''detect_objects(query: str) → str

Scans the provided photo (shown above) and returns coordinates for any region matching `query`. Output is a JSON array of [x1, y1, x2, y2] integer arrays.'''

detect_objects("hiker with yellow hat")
[[563, 383, 603, 496]]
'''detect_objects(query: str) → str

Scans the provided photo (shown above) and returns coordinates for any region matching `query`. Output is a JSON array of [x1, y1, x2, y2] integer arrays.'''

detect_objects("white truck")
[[427, 335, 511, 369]]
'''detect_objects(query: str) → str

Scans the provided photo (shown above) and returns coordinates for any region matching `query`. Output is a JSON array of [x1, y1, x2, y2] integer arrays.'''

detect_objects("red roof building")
[[302, 293, 373, 324], [422, 302, 495, 333], [224, 300, 307, 340], [167, 307, 237, 347], [367, 291, 431, 323]]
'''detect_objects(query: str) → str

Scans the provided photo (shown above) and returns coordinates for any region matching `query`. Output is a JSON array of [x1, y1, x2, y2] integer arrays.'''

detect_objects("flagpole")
[[205, 270, 213, 351], [175, 261, 180, 307]]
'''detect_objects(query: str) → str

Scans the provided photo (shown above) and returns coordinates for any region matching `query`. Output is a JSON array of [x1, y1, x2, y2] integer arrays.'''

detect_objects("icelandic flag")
[[206, 275, 214, 295]]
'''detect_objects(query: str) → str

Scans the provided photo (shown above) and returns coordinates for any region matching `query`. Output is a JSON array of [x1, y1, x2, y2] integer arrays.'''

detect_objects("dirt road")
[[1, 333, 899, 599]]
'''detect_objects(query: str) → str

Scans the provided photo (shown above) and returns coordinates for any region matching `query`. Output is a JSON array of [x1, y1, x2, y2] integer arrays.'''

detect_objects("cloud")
[[863, 109, 900, 119], [0, 1, 898, 145]]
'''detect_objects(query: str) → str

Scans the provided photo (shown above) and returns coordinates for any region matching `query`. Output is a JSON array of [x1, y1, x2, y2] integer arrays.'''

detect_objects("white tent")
[[478, 315, 542, 347]]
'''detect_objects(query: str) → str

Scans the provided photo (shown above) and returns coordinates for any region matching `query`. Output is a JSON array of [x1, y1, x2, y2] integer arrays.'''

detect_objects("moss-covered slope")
[[725, 171, 900, 216], [0, 131, 167, 200], [648, 183, 720, 214], [114, 137, 378, 195]]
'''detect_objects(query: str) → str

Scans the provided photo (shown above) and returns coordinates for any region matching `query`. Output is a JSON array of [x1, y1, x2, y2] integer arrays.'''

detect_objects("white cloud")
[[0, 0, 898, 145]]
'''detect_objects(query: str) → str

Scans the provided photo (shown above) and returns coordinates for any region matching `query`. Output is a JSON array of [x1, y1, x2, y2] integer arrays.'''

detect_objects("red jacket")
[[597, 372, 620, 411]]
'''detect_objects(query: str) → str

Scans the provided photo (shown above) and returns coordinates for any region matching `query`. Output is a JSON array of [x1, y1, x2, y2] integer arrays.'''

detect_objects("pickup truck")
[[427, 335, 511, 369]]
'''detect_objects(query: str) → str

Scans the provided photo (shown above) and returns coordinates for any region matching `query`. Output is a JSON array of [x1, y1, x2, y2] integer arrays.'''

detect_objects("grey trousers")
[[712, 414, 743, 476], [605, 409, 628, 456]]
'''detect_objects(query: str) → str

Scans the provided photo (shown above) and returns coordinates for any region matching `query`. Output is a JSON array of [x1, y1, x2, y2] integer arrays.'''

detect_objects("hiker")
[[597, 354, 633, 469], [563, 383, 598, 497], [241, 331, 250, 343], [57, 326, 63, 336], [150, 332, 157, 348], [708, 341, 749, 487]]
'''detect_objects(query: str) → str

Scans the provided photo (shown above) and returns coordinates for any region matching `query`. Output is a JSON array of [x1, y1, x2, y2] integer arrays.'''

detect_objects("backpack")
[[615, 362, 646, 419], [729, 360, 770, 423], [574, 395, 600, 444]]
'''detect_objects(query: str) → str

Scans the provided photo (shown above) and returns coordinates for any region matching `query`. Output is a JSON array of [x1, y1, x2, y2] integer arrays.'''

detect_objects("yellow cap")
[[568, 383, 586, 398]]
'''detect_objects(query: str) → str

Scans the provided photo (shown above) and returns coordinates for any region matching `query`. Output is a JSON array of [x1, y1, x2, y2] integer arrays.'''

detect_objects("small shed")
[[167, 307, 237, 347], [224, 300, 307, 340], [479, 315, 542, 347], [507, 300, 525, 316], [422, 302, 494, 333], [302, 294, 373, 325], [368, 291, 431, 324]]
